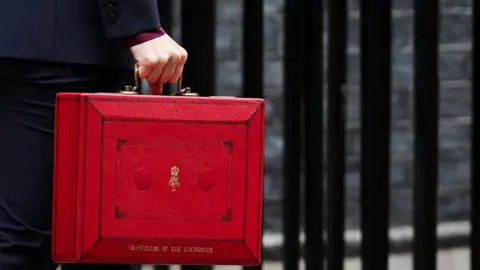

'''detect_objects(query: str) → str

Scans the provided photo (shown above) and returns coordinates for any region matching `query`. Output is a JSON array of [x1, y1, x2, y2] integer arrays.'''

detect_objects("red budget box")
[[52, 90, 265, 266]]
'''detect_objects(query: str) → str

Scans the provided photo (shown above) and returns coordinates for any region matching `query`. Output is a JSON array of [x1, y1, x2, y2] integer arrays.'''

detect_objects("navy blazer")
[[0, 0, 161, 68]]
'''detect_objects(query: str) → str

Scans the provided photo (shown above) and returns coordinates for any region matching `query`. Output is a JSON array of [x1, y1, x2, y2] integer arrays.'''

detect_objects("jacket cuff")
[[121, 27, 167, 48], [98, 0, 161, 39]]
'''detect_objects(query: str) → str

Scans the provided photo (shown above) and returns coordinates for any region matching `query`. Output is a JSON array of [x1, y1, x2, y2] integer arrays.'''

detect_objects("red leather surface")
[[52, 93, 265, 265]]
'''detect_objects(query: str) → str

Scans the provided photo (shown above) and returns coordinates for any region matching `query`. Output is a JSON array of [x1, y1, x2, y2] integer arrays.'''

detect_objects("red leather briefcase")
[[52, 80, 265, 266]]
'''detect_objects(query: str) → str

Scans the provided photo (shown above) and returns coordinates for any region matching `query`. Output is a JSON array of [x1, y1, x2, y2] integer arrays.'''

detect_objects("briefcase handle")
[[121, 68, 199, 97]]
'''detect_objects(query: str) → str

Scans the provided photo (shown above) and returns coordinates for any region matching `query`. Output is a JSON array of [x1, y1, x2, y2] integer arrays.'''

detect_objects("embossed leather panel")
[[52, 93, 265, 266]]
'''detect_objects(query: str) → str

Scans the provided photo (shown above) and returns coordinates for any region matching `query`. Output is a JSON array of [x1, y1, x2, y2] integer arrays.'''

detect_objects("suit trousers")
[[0, 58, 139, 270]]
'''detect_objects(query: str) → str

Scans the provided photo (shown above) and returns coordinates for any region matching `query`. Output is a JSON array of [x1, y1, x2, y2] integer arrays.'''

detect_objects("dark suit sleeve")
[[98, 0, 161, 39]]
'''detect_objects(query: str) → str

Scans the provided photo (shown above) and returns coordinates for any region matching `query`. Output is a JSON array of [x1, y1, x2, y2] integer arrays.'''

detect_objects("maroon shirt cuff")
[[121, 27, 166, 48]]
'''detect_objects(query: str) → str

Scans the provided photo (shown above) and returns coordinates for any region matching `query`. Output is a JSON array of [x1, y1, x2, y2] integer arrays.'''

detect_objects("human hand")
[[130, 34, 187, 94]]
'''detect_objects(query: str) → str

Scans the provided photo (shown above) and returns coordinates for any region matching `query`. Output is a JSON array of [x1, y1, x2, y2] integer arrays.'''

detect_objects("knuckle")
[[180, 55, 187, 64], [180, 55, 188, 64], [157, 55, 169, 65], [170, 54, 181, 64], [142, 56, 158, 66], [181, 48, 188, 59]]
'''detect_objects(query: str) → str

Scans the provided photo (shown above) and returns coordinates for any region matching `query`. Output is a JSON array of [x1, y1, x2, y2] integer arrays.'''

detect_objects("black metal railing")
[[359, 0, 392, 268], [151, 0, 478, 269], [413, 0, 439, 269], [473, 0, 480, 268]]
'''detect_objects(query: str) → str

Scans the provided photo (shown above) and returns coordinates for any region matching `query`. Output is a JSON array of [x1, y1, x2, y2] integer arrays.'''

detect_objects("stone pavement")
[[142, 247, 470, 270]]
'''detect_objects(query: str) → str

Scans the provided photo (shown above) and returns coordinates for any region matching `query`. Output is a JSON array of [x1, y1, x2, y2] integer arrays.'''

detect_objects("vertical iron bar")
[[472, 0, 480, 268], [303, 0, 325, 268], [412, 0, 439, 269], [242, 0, 264, 269], [283, 0, 305, 269], [326, 0, 347, 268], [359, 0, 392, 268], [180, 0, 216, 96], [242, 0, 264, 99], [158, 0, 173, 32], [158, 0, 174, 95]]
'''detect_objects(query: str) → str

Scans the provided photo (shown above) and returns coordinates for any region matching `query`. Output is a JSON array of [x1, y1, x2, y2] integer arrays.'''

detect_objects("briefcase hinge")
[[120, 68, 141, 95], [120, 85, 138, 95], [177, 75, 199, 97]]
